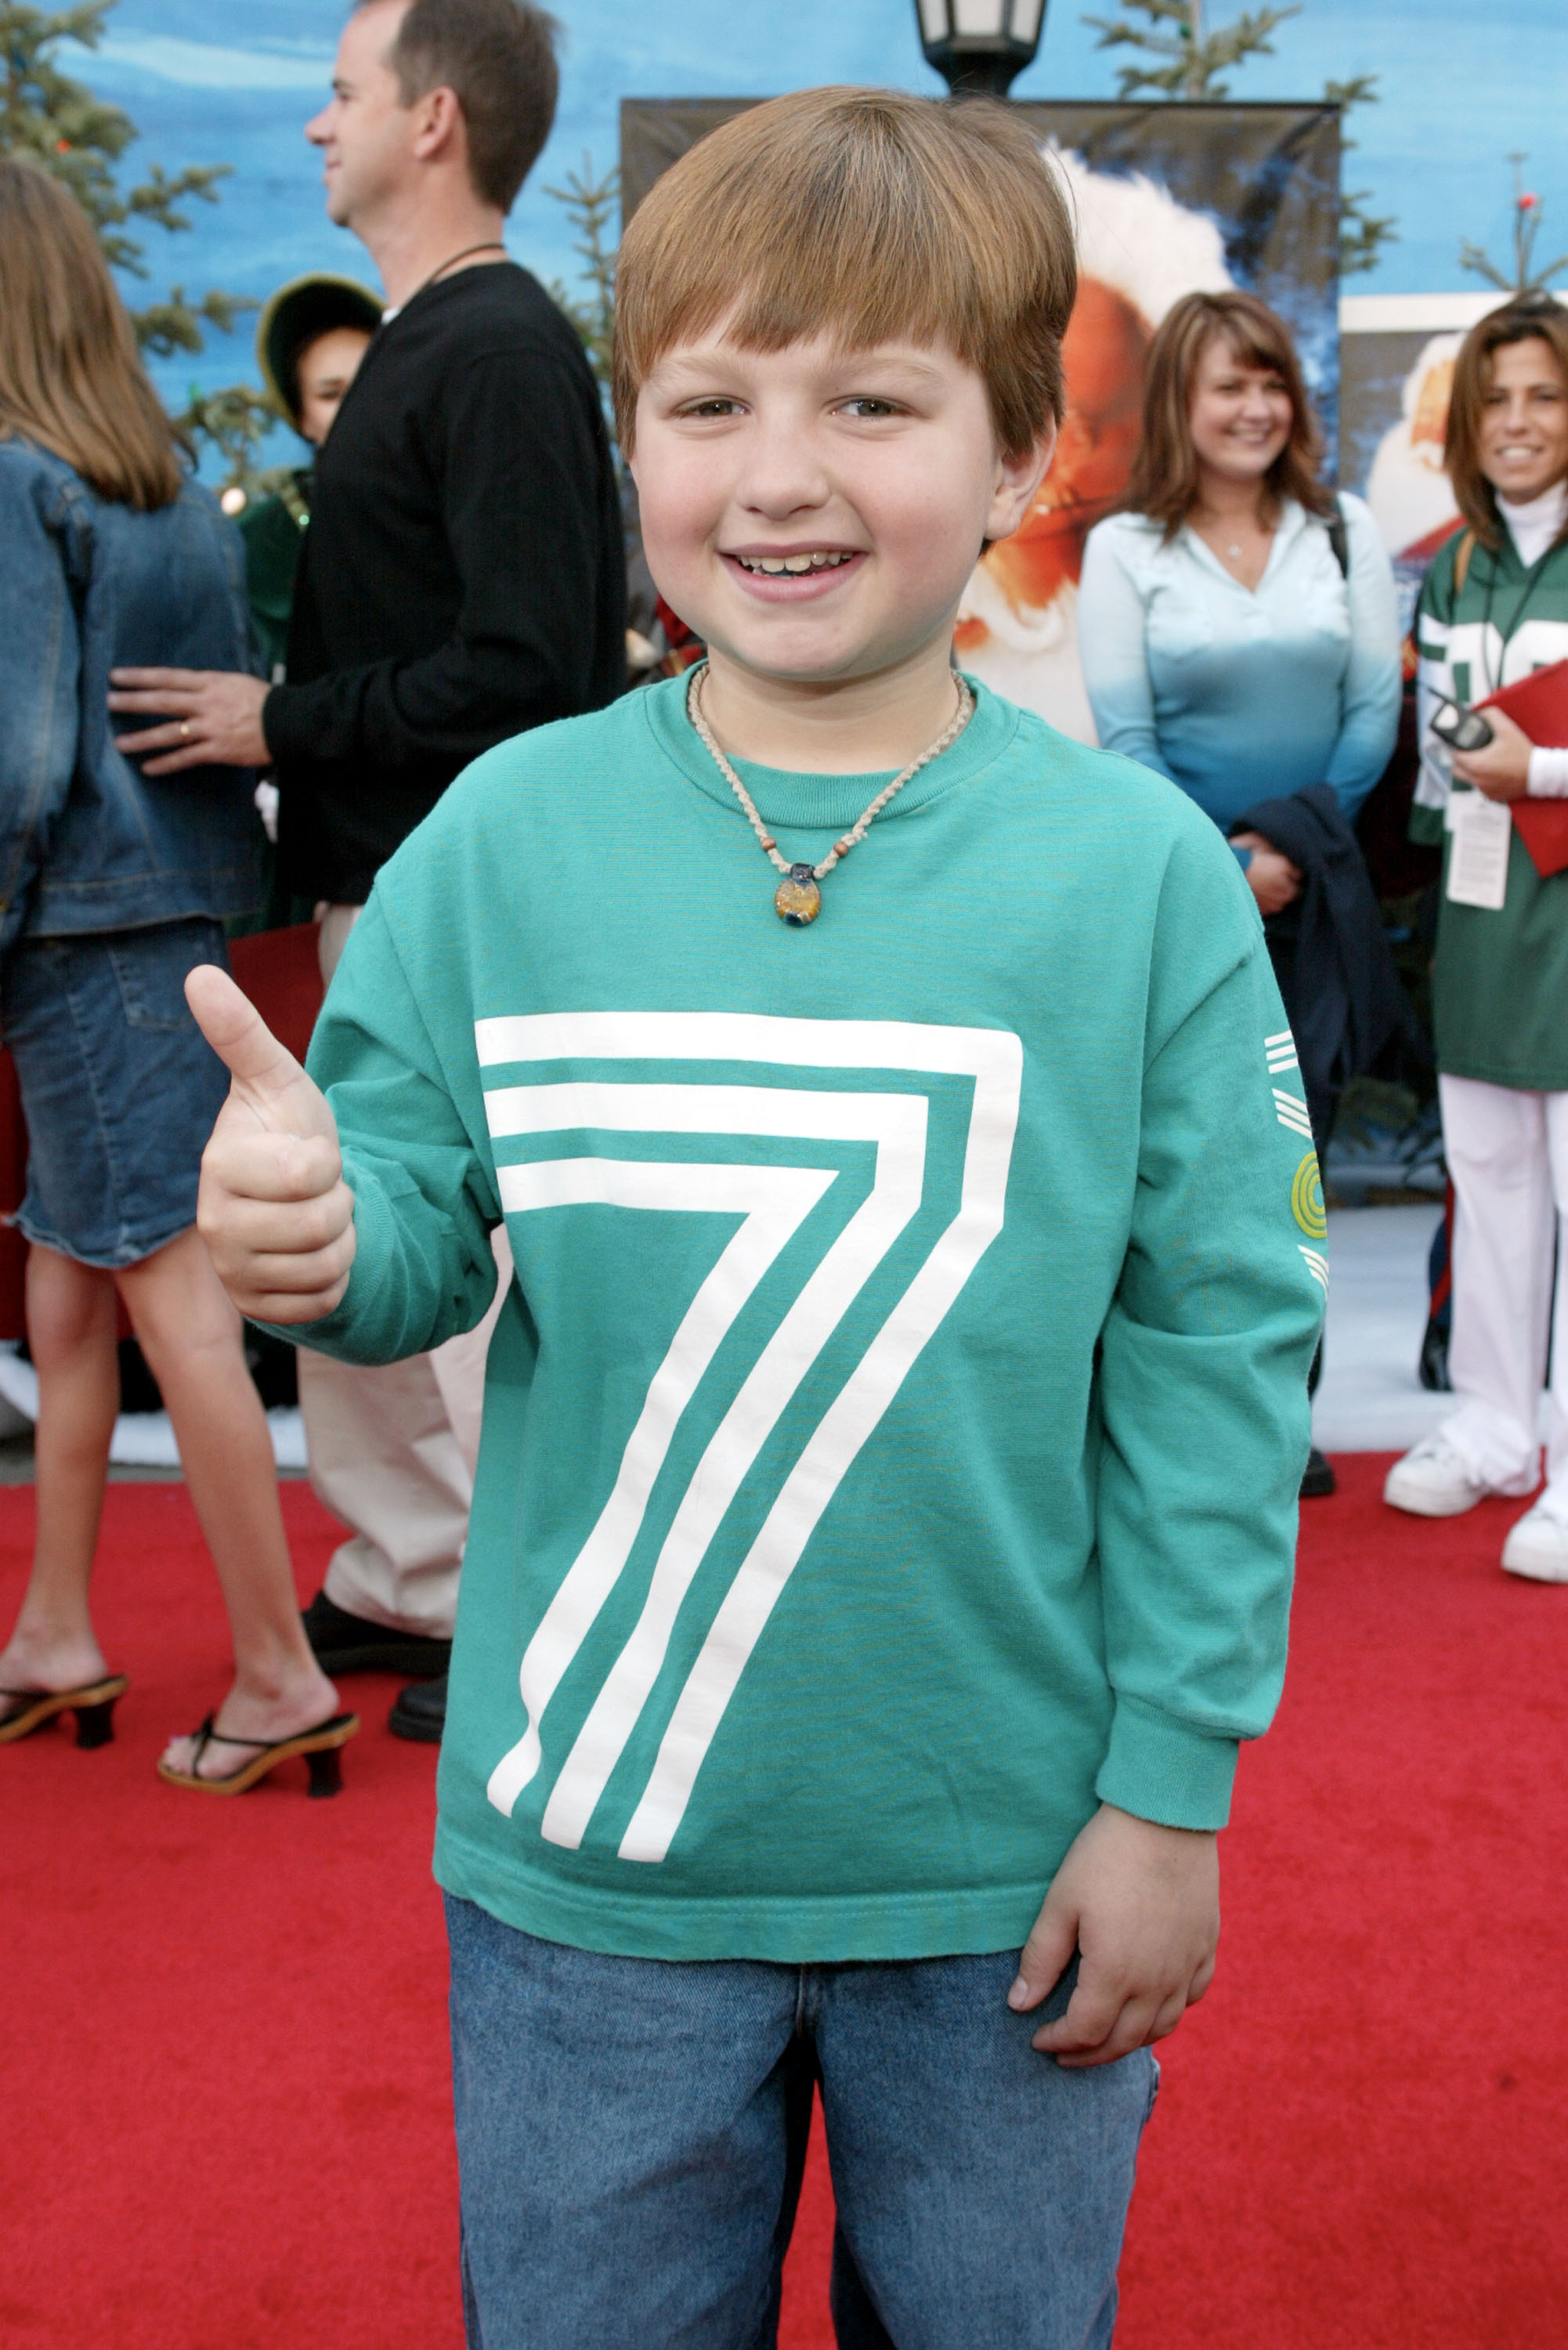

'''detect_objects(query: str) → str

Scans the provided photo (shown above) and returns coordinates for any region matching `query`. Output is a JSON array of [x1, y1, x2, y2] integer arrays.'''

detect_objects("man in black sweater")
[[110, 0, 625, 1733], [270, 254, 622, 903]]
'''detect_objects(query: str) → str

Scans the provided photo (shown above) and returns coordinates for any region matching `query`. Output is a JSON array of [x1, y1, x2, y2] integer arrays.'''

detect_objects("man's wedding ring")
[[179, 721, 192, 739]]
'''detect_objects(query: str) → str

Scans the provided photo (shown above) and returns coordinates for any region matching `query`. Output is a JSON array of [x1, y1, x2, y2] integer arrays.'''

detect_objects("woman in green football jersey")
[[1386, 295, 1568, 1579]]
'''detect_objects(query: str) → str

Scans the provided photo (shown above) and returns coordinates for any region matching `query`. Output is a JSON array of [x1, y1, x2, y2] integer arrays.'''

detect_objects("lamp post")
[[914, 0, 1047, 99]]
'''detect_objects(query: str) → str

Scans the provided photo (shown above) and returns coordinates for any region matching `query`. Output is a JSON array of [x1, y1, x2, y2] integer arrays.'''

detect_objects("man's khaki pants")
[[304, 903, 508, 1638]]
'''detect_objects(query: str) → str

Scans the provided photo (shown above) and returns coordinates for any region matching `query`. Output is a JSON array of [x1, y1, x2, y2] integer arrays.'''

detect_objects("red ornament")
[[1519, 192, 1540, 209]]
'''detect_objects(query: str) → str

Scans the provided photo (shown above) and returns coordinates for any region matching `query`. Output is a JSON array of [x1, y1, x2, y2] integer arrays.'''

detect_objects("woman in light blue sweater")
[[1080, 290, 1400, 924], [1082, 291, 1401, 1501]]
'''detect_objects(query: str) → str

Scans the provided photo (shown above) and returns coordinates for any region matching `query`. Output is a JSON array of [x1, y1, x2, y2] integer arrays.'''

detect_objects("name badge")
[[1446, 790, 1511, 911]]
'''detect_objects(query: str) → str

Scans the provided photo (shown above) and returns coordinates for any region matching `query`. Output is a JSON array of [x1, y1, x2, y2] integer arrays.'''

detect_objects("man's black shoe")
[[1300, 1445, 1337, 1499], [301, 1589, 452, 1679], [388, 1673, 446, 1744]]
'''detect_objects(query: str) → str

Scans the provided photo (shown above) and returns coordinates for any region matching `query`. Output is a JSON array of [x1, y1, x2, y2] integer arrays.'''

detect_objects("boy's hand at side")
[[1008, 1803, 1219, 2068], [186, 964, 356, 1325]]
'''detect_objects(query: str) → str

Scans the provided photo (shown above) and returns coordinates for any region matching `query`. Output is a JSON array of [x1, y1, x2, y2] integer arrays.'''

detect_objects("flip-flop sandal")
[[157, 1708, 359, 1797], [0, 1675, 129, 1748]]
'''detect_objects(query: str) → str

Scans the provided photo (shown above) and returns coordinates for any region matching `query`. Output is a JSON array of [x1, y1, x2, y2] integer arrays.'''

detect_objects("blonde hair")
[[613, 87, 1076, 461], [0, 157, 182, 512], [1444, 296, 1568, 554], [1123, 288, 1332, 540]]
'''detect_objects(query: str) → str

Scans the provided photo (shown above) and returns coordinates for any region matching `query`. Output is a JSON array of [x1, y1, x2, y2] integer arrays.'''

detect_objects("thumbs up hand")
[[186, 964, 357, 1324]]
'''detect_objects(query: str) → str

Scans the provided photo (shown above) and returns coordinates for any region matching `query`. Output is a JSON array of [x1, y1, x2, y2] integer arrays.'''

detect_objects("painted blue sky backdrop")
[[89, 0, 1566, 429]]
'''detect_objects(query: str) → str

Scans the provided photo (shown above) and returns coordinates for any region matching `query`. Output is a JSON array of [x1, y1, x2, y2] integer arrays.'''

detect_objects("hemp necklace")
[[687, 661, 974, 926]]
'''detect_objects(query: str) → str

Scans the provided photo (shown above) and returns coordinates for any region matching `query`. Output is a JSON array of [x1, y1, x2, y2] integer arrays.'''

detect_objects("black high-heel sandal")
[[157, 1708, 359, 1797], [0, 1675, 129, 1748]]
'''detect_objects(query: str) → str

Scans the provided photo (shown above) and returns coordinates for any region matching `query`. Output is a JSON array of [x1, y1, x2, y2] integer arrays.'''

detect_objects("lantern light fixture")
[[914, 0, 1048, 99]]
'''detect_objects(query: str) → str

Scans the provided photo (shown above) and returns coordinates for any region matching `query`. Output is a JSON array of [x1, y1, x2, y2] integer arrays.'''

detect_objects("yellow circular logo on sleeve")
[[1292, 1152, 1327, 1240]]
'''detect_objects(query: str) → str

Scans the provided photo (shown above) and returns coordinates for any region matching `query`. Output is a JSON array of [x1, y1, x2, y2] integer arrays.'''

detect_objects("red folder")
[[1476, 660, 1568, 876]]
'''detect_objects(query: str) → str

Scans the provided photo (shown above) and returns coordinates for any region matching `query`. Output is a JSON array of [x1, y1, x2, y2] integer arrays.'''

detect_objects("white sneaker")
[[1384, 1434, 1490, 1518], [1501, 1502, 1568, 1584]]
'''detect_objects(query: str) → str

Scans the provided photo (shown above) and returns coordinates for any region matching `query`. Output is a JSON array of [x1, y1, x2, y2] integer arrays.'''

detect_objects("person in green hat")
[[239, 275, 383, 679]]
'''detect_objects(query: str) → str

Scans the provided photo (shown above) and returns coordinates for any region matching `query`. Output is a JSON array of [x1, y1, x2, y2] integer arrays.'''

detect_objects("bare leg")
[[117, 1227, 338, 1777], [0, 1246, 120, 1716]]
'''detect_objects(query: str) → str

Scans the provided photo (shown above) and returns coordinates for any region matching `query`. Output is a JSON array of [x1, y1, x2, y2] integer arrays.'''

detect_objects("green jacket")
[[1413, 528, 1568, 1091], [238, 470, 310, 681], [288, 678, 1323, 1961]]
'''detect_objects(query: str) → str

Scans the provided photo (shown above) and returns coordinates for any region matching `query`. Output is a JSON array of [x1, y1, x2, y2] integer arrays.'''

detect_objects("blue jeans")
[[446, 1896, 1157, 2350]]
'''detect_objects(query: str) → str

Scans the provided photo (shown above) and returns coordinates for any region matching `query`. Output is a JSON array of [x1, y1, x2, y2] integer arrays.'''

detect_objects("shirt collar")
[[641, 670, 1021, 834]]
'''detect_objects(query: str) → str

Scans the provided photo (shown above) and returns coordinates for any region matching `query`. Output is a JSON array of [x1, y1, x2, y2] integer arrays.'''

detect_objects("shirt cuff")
[[260, 682, 284, 762], [255, 1162, 408, 1366], [261, 682, 313, 766], [1094, 1694, 1239, 1831], [1526, 746, 1568, 797]]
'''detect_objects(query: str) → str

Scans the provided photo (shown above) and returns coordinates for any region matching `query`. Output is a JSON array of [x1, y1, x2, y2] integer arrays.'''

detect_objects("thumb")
[[1009, 1882, 1079, 2014], [186, 963, 331, 1137]]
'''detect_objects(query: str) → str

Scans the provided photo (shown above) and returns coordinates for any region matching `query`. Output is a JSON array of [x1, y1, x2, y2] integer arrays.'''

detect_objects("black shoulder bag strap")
[[1326, 494, 1349, 579]]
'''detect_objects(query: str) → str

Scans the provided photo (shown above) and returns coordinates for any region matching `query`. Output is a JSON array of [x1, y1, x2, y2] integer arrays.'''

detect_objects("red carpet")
[[2, 1459, 1565, 2348]]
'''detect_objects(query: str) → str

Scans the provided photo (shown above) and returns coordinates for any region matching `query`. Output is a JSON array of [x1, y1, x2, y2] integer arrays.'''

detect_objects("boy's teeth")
[[739, 551, 854, 575]]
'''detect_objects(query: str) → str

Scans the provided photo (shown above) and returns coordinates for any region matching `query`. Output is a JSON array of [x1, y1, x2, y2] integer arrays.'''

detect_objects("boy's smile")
[[631, 329, 1052, 768], [722, 545, 866, 597]]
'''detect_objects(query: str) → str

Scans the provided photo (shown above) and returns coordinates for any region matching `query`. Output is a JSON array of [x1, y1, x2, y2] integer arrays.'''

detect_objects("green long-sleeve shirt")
[[294, 675, 1323, 1962]]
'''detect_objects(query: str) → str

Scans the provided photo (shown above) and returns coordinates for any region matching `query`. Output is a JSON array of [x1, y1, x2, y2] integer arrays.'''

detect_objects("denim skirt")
[[2, 917, 230, 1269]]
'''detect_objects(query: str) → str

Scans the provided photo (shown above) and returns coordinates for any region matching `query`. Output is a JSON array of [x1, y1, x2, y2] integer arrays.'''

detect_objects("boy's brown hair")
[[613, 88, 1076, 460], [1122, 288, 1333, 540], [1443, 294, 1568, 555]]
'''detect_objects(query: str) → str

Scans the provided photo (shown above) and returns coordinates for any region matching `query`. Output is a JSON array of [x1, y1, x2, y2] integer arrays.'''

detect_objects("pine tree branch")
[[543, 157, 619, 434], [1083, 0, 1298, 102], [1, 0, 247, 363], [125, 159, 228, 235], [1458, 241, 1516, 293], [1326, 74, 1397, 275]]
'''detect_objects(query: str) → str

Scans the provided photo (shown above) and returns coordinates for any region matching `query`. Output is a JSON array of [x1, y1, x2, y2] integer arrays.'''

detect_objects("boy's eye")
[[677, 398, 743, 419], [838, 397, 902, 419]]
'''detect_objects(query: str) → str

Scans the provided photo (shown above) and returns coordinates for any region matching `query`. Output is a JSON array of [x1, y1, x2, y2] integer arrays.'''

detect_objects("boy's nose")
[[735, 449, 834, 517]]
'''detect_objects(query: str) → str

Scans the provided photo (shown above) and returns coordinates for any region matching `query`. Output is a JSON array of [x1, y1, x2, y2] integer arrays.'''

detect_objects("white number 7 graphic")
[[475, 1014, 1023, 1863]]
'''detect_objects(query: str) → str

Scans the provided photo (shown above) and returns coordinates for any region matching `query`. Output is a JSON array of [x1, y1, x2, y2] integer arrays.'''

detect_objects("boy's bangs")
[[645, 222, 999, 385], [614, 88, 1076, 458]]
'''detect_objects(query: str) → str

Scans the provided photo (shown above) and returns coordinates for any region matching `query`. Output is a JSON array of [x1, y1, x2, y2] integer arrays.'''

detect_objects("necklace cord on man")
[[398, 241, 511, 313], [687, 660, 974, 926]]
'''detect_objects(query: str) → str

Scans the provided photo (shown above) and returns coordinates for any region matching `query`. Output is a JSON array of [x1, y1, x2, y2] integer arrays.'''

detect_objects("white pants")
[[1439, 1072, 1568, 1502], [302, 903, 508, 1638]]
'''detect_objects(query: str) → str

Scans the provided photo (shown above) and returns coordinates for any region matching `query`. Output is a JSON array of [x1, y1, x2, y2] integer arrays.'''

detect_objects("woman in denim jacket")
[[0, 160, 352, 1792]]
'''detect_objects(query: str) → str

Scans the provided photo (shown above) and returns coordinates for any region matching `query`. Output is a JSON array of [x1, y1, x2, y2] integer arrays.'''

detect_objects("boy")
[[190, 89, 1322, 2350]]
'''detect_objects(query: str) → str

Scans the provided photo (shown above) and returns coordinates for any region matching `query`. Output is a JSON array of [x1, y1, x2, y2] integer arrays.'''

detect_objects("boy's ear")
[[987, 422, 1057, 545]]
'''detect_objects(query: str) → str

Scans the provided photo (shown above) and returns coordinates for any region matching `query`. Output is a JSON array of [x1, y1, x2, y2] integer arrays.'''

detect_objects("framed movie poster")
[[1340, 315, 1477, 632], [621, 98, 1340, 743]]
